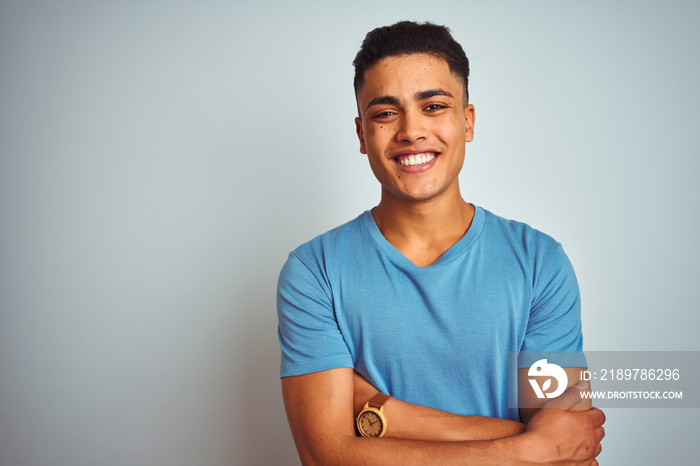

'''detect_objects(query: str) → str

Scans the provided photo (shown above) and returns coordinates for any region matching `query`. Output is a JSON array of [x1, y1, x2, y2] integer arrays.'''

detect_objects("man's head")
[[351, 21, 475, 205], [353, 21, 470, 107]]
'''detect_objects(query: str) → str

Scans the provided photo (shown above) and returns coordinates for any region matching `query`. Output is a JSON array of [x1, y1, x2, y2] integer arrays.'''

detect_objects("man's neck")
[[372, 188, 475, 267]]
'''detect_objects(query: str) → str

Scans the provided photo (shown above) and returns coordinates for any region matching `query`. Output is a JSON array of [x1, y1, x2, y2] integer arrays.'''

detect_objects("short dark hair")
[[353, 21, 470, 105]]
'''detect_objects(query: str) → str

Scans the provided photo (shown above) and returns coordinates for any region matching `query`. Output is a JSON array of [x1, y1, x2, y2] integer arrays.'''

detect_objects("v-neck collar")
[[360, 205, 486, 269]]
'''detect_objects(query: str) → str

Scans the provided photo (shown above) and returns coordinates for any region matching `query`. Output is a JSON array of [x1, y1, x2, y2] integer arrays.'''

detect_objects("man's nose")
[[395, 110, 427, 143]]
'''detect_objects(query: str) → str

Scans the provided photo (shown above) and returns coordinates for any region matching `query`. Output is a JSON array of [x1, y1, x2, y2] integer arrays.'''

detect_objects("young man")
[[278, 21, 605, 465]]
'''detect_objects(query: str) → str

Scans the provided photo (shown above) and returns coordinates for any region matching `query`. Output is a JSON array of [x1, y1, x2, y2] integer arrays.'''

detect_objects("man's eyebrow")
[[416, 89, 454, 101], [365, 90, 454, 111], [365, 95, 400, 111]]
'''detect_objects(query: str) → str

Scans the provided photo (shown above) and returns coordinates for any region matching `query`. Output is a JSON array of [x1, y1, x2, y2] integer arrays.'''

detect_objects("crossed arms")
[[282, 367, 605, 466]]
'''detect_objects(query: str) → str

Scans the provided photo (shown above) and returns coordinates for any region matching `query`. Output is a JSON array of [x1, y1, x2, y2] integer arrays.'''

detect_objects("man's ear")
[[464, 104, 475, 142], [355, 117, 367, 154]]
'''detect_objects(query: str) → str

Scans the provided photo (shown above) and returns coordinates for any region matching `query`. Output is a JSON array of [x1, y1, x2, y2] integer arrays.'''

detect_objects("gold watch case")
[[356, 393, 392, 437]]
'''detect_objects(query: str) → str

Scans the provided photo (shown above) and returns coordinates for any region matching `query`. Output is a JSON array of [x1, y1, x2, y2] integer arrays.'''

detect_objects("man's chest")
[[331, 255, 533, 366]]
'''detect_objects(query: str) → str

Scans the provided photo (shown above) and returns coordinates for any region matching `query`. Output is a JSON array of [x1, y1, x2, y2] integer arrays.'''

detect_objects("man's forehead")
[[366, 53, 451, 79], [357, 53, 466, 104]]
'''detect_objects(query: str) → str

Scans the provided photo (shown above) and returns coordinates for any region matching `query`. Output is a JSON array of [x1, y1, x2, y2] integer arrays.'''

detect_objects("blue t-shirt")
[[277, 206, 582, 421]]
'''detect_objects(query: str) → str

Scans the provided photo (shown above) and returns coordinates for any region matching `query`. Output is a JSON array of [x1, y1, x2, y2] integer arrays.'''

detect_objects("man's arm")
[[352, 371, 526, 441], [282, 367, 605, 466]]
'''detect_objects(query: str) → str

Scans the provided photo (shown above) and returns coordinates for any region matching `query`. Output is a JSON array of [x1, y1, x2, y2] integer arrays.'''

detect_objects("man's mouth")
[[394, 152, 437, 166]]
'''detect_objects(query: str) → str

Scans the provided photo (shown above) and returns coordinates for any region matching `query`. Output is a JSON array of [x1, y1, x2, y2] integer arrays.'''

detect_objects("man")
[[278, 21, 605, 465]]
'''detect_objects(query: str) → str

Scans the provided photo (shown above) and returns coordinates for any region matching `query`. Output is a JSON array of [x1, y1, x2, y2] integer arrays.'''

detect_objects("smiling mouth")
[[394, 152, 437, 166]]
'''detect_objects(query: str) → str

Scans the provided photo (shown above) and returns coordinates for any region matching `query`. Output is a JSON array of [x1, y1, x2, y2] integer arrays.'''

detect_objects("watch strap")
[[367, 392, 393, 409]]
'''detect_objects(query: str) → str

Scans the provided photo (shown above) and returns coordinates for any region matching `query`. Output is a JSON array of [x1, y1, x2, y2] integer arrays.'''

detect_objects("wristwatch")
[[356, 392, 393, 437]]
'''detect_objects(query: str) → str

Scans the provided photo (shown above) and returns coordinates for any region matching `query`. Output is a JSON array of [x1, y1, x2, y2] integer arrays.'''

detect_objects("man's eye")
[[372, 111, 396, 118], [425, 104, 446, 111]]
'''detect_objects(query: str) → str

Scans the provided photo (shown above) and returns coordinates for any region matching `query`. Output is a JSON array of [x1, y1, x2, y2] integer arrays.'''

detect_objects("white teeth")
[[398, 153, 436, 166]]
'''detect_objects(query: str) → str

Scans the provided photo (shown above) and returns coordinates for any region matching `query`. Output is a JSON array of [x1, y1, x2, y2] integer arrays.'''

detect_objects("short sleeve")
[[521, 242, 584, 357], [277, 252, 353, 378]]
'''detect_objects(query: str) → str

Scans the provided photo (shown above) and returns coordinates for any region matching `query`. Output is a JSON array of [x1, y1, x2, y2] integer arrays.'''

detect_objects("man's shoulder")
[[480, 207, 564, 254], [482, 207, 559, 241]]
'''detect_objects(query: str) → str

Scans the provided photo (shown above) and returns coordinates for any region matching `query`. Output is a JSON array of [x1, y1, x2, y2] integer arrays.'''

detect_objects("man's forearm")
[[314, 389, 603, 466], [299, 425, 603, 466], [353, 372, 524, 442], [381, 397, 525, 441], [301, 433, 531, 466]]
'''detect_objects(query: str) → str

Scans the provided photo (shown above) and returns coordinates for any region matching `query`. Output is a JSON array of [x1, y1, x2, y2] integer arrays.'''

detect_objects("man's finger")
[[589, 407, 606, 426], [541, 381, 590, 409], [594, 426, 605, 443]]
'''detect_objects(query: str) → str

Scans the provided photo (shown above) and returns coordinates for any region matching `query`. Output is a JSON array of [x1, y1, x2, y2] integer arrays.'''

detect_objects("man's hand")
[[518, 366, 591, 423], [520, 381, 606, 465]]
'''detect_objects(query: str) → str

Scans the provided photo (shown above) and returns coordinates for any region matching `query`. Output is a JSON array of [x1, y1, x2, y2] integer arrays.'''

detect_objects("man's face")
[[355, 53, 475, 204]]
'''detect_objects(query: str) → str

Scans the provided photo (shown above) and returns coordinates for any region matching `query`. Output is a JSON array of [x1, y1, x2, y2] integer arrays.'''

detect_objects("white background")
[[1, 1, 698, 464]]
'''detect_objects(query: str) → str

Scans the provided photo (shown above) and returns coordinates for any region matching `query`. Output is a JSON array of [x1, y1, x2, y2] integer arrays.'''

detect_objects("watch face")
[[358, 410, 384, 437]]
